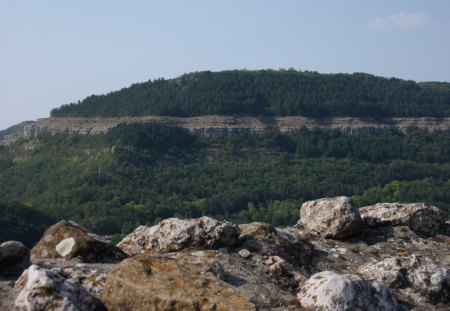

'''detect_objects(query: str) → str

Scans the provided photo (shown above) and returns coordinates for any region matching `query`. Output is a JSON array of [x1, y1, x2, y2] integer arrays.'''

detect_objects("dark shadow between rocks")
[[224, 274, 248, 287], [348, 226, 396, 246]]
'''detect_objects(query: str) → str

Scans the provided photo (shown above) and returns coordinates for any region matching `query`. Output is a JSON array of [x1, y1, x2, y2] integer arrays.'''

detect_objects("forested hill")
[[51, 70, 450, 118]]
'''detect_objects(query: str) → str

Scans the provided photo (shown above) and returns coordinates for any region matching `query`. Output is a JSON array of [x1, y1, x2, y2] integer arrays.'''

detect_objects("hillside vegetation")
[[1, 122, 449, 244], [50, 70, 450, 118]]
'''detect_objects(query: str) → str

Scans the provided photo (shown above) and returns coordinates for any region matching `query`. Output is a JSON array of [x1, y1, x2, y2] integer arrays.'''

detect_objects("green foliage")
[[51, 70, 450, 118], [0, 122, 449, 239], [0, 201, 54, 247]]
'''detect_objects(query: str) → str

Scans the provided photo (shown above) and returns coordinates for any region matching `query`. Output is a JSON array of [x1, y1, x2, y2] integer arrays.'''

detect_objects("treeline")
[[0, 123, 449, 242], [50, 70, 450, 118]]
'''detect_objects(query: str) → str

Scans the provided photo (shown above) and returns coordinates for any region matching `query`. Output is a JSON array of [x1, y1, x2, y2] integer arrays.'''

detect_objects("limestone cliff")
[[3, 115, 450, 145]]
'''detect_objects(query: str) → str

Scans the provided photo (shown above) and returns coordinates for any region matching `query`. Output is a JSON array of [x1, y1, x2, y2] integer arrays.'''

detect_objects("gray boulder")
[[15, 264, 105, 311], [298, 271, 399, 311], [117, 217, 240, 255], [360, 203, 444, 237], [408, 261, 450, 304], [299, 196, 363, 239], [0, 241, 30, 276]]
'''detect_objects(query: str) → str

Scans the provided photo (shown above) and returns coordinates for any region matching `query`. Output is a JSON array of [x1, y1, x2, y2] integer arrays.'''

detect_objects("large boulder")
[[31, 220, 127, 263], [117, 217, 240, 255], [299, 196, 363, 239], [15, 264, 105, 311], [102, 253, 256, 311], [0, 241, 30, 276], [297, 271, 399, 311], [359, 203, 444, 237]]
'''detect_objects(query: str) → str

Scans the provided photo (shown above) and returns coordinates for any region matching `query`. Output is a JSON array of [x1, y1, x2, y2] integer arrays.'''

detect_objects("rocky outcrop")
[[299, 196, 363, 239], [102, 253, 256, 311], [360, 202, 445, 237], [117, 217, 240, 255], [31, 220, 127, 263], [0, 241, 30, 276], [4, 115, 450, 145], [0, 200, 449, 310], [297, 271, 399, 311], [15, 264, 106, 311]]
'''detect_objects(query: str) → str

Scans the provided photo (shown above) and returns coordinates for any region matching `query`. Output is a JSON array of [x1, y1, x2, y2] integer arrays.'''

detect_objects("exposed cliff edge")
[[3, 115, 450, 145]]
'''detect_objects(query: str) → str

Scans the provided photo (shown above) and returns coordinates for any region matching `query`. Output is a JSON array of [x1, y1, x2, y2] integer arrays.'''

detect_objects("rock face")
[[299, 196, 363, 239], [0, 241, 30, 276], [102, 253, 256, 311], [4, 115, 450, 145], [360, 203, 445, 237], [117, 217, 240, 255], [31, 220, 127, 263], [297, 271, 399, 311], [15, 264, 105, 311]]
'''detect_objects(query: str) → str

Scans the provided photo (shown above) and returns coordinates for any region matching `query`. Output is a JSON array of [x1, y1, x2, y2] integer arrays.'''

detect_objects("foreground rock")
[[0, 241, 30, 276], [299, 196, 363, 239], [1, 199, 448, 310], [31, 220, 127, 263], [15, 264, 105, 311], [360, 202, 445, 237], [102, 253, 255, 311], [298, 271, 399, 310], [360, 255, 450, 304], [118, 216, 240, 255]]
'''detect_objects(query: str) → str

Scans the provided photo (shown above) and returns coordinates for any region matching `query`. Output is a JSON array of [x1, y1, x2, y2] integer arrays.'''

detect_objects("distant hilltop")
[[50, 70, 450, 119]]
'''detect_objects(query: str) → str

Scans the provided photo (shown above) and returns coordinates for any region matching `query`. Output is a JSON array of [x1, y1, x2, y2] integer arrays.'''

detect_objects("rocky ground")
[[1, 197, 449, 310]]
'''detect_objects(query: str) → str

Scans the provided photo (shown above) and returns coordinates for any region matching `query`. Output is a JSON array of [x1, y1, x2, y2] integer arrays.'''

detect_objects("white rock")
[[238, 249, 251, 258], [298, 271, 399, 311], [359, 257, 408, 288], [299, 196, 363, 239], [55, 238, 75, 257], [15, 264, 104, 311], [360, 203, 444, 237], [117, 216, 240, 255], [407, 262, 450, 304]]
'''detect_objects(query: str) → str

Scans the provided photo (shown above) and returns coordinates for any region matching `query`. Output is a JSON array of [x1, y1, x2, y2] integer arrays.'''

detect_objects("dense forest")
[[50, 70, 450, 118], [1, 122, 449, 245]]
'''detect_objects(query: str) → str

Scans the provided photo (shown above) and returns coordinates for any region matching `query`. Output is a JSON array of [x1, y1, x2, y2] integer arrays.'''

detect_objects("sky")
[[1, 1, 450, 130]]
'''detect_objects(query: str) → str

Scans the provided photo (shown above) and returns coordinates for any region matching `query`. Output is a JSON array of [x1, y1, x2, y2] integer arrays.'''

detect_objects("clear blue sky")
[[1, 0, 450, 130]]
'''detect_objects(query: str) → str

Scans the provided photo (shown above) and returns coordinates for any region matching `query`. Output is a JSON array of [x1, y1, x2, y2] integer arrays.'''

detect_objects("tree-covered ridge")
[[50, 70, 450, 118], [0, 122, 449, 243]]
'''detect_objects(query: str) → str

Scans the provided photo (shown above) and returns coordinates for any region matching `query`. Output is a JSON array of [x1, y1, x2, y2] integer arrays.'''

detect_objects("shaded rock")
[[360, 203, 444, 237], [299, 196, 363, 239], [0, 241, 30, 276], [102, 253, 256, 311], [238, 222, 313, 268], [15, 264, 105, 311], [117, 216, 240, 255], [31, 220, 127, 263], [298, 271, 399, 311], [407, 261, 450, 304]]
